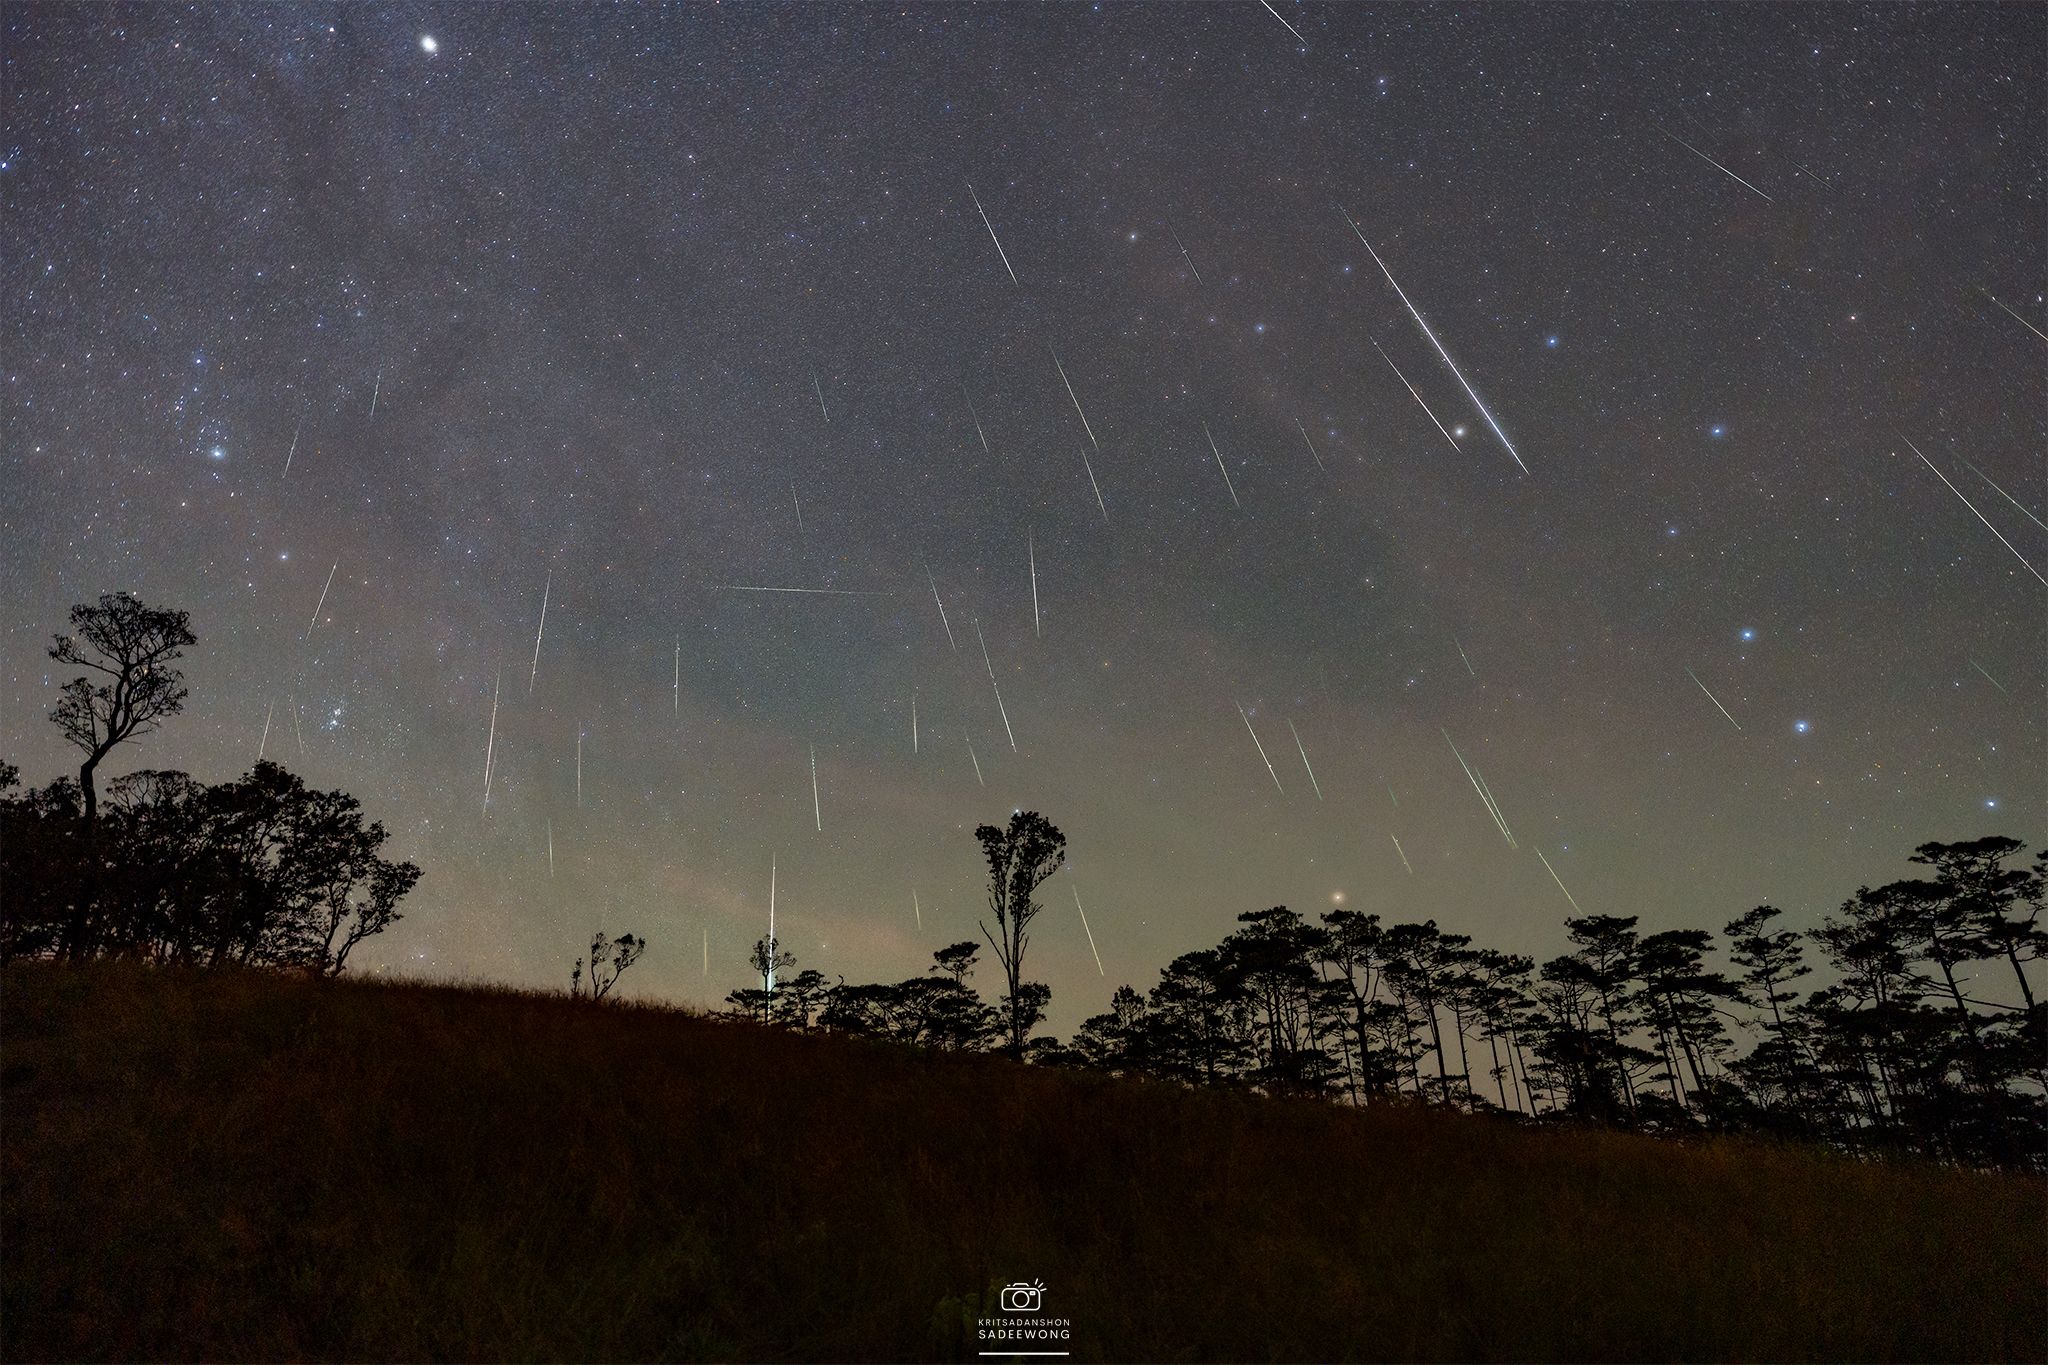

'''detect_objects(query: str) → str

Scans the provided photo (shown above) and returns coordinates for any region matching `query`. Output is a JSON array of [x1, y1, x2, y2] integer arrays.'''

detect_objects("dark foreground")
[[3, 962, 2041, 1362]]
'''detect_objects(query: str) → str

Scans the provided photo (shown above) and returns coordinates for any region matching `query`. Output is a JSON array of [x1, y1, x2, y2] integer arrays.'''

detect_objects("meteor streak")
[[1534, 847, 1587, 914], [1259, 0, 1307, 46], [290, 696, 307, 758], [966, 731, 985, 786], [1685, 665, 1744, 731], [1977, 287, 2048, 345], [961, 383, 991, 454], [305, 561, 338, 638], [911, 691, 919, 752], [767, 854, 779, 994], [810, 745, 821, 831], [1391, 834, 1414, 874], [974, 619, 1017, 751], [258, 700, 274, 761], [1204, 422, 1242, 509], [1904, 435, 2047, 588], [1371, 339, 1462, 453], [1454, 637, 1476, 676], [791, 482, 805, 533], [547, 820, 555, 878], [674, 637, 681, 713], [528, 570, 550, 694], [913, 889, 923, 930], [283, 417, 302, 475], [1287, 719, 1323, 800], [924, 562, 958, 650], [576, 730, 583, 807], [1050, 344, 1100, 450], [1295, 418, 1327, 472], [1344, 209, 1528, 474], [1660, 127, 1774, 202], [1080, 446, 1110, 524], [1969, 659, 2009, 694], [1170, 225, 1204, 284], [965, 181, 1019, 285], [1236, 702, 1284, 793], [368, 369, 381, 419], [1442, 728, 1514, 847], [811, 367, 828, 422], [1029, 529, 1041, 637], [712, 585, 890, 596], [1072, 882, 1105, 975], [481, 672, 501, 815], [1965, 460, 2048, 534]]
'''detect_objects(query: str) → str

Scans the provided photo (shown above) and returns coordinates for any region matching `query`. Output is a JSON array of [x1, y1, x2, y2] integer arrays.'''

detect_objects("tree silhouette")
[[572, 931, 645, 1001], [48, 593, 196, 825], [974, 810, 1066, 1055]]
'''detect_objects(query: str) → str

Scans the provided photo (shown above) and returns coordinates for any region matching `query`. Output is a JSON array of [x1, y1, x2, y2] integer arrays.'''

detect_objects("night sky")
[[5, 3, 2042, 1027]]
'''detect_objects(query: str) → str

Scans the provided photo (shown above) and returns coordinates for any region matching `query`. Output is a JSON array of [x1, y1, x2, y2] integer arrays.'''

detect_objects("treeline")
[[2, 593, 420, 973], [729, 815, 2046, 1171]]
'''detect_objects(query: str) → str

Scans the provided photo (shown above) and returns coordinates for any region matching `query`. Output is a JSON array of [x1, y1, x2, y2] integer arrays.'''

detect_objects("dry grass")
[[4, 960, 2041, 1362]]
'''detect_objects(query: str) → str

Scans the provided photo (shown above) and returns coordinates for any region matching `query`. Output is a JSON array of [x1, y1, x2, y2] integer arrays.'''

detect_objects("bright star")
[[1710, 425, 1726, 437], [1739, 627, 1756, 641], [1546, 336, 1559, 347], [1453, 425, 1468, 438], [208, 446, 225, 461], [1794, 720, 1811, 734], [420, 34, 438, 53]]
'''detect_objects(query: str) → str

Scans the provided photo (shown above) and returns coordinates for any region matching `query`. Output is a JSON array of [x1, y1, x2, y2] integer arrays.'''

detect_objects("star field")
[[4, 3, 2041, 1026]]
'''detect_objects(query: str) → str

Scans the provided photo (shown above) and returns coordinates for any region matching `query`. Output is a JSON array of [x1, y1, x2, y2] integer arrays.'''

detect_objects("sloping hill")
[[3, 961, 2041, 1362]]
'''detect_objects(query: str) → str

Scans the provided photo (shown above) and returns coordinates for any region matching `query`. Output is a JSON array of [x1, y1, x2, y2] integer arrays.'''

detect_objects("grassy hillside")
[[4, 962, 2041, 1363]]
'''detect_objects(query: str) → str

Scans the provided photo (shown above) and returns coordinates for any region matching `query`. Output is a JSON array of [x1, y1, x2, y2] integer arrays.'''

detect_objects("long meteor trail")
[[1965, 460, 2048, 535], [1371, 339, 1462, 453], [1072, 882, 1105, 976], [1295, 419, 1327, 472], [1344, 209, 1528, 474], [1976, 287, 2048, 344], [1236, 702, 1284, 793], [965, 181, 1018, 285], [975, 619, 1018, 751], [712, 585, 891, 596], [1391, 834, 1414, 874], [1204, 422, 1242, 509], [962, 383, 991, 454], [1029, 530, 1041, 637], [1259, 0, 1307, 46], [305, 561, 338, 638], [1534, 847, 1587, 915], [1170, 226, 1204, 284], [1442, 728, 1515, 847], [1080, 446, 1110, 524], [528, 570, 551, 694], [1685, 665, 1744, 731], [1287, 720, 1323, 800], [1969, 659, 2008, 695], [1050, 345, 1100, 450], [481, 671, 501, 815], [1660, 127, 1774, 203], [283, 417, 302, 475], [810, 745, 821, 831], [1904, 435, 2047, 588], [924, 562, 958, 650]]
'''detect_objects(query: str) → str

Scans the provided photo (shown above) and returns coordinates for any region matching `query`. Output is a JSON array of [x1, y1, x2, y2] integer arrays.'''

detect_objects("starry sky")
[[4, 3, 2042, 1026]]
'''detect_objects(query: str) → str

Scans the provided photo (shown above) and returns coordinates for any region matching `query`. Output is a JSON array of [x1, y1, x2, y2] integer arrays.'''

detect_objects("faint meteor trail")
[[1170, 225, 1204, 284], [1454, 637, 1476, 677], [305, 561, 338, 638], [913, 889, 923, 930], [811, 367, 828, 422], [791, 481, 806, 533], [1371, 339, 1462, 452], [712, 585, 890, 596], [1391, 834, 1414, 874], [1259, 0, 1307, 46], [1050, 345, 1100, 450], [974, 619, 1018, 751], [1072, 882, 1105, 975], [1969, 659, 2009, 694], [1442, 728, 1514, 847], [547, 820, 555, 878], [481, 672, 501, 815], [1903, 435, 2047, 587], [810, 745, 821, 831], [528, 570, 551, 694], [1685, 665, 1744, 731], [368, 370, 381, 419], [767, 854, 778, 994], [911, 691, 919, 753], [1965, 460, 2048, 534], [1236, 702, 1284, 793], [1534, 847, 1587, 914], [924, 562, 958, 650], [283, 417, 302, 475], [961, 383, 991, 454], [258, 700, 274, 762], [576, 730, 584, 808], [1029, 530, 1041, 637], [966, 731, 986, 786], [965, 181, 1018, 285], [1977, 287, 2048, 344], [290, 696, 307, 758], [1080, 446, 1110, 524], [673, 637, 680, 713], [1204, 422, 1242, 509], [1660, 127, 1774, 202], [1344, 209, 1528, 474], [1472, 763, 1516, 848], [1295, 418, 1327, 472], [1287, 719, 1323, 800]]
